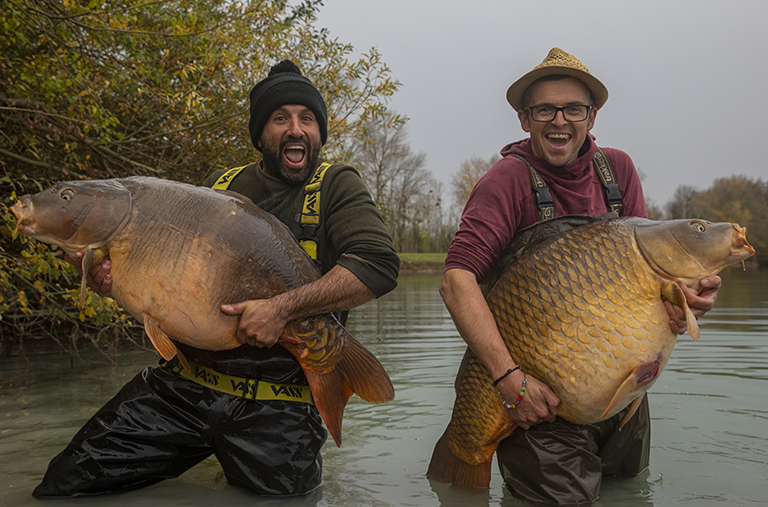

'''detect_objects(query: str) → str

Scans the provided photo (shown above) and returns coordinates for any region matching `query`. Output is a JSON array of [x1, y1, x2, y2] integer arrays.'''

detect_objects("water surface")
[[1, 268, 766, 506]]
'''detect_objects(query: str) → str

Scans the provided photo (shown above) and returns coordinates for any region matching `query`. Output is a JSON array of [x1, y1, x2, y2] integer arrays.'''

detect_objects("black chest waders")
[[486, 152, 651, 505]]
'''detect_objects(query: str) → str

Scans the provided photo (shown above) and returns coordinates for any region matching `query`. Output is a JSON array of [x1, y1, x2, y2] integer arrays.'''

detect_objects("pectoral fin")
[[77, 248, 109, 308], [143, 313, 189, 371], [79, 249, 95, 308], [619, 395, 646, 429], [661, 282, 700, 341], [602, 358, 662, 420]]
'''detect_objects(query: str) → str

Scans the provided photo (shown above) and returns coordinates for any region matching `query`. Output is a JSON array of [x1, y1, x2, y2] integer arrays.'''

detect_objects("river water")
[[1, 268, 767, 506]]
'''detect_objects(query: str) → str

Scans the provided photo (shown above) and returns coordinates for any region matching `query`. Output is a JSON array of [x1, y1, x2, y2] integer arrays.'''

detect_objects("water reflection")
[[1, 268, 767, 506]]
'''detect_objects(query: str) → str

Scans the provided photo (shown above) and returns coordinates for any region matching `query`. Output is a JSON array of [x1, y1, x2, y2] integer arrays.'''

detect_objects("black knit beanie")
[[248, 60, 328, 151]]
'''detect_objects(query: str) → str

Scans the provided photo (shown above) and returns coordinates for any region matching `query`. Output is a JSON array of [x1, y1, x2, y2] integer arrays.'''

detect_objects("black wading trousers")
[[497, 394, 650, 505], [32, 364, 326, 498]]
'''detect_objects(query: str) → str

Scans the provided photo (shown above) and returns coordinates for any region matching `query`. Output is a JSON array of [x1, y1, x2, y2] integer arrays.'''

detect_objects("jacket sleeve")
[[322, 165, 400, 297]]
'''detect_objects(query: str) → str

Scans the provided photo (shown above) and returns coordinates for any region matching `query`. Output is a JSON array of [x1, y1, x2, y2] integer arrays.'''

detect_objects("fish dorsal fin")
[[143, 313, 185, 368], [661, 282, 700, 341]]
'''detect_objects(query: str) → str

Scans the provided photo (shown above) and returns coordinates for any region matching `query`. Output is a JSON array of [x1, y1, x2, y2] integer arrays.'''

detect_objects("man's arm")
[[221, 264, 375, 347], [440, 268, 559, 429]]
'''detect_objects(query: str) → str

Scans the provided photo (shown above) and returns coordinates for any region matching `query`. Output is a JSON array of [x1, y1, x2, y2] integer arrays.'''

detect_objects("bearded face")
[[259, 105, 322, 184]]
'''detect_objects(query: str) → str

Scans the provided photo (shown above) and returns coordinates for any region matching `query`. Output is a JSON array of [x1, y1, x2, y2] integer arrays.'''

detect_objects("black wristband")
[[492, 365, 521, 387]]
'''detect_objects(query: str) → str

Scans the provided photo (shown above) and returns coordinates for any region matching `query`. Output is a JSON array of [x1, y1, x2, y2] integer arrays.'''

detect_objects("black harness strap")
[[510, 154, 555, 221], [510, 148, 623, 220], [593, 148, 623, 214]]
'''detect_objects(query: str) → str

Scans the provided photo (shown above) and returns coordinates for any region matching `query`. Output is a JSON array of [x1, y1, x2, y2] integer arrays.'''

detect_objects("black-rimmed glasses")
[[525, 105, 592, 122]]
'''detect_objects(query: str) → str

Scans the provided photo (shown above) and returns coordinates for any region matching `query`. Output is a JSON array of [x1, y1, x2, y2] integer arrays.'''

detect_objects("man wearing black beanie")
[[248, 60, 328, 150], [34, 60, 400, 499]]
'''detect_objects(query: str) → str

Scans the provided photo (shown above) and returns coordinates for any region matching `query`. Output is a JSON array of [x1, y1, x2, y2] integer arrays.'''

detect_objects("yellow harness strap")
[[299, 162, 331, 260], [211, 162, 331, 260], [162, 360, 313, 404], [211, 165, 248, 190]]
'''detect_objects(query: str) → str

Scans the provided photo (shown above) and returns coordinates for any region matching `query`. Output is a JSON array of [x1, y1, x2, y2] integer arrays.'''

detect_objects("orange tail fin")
[[282, 316, 394, 447], [427, 432, 493, 490]]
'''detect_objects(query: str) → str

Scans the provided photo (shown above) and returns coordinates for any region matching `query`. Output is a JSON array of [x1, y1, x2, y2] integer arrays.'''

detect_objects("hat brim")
[[506, 67, 609, 111]]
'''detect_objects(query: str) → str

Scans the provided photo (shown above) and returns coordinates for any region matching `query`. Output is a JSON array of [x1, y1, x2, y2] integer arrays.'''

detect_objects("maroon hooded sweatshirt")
[[445, 134, 647, 282]]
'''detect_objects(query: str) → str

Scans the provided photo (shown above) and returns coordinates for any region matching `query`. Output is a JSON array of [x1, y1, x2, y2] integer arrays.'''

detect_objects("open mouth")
[[283, 142, 307, 168], [546, 133, 572, 148]]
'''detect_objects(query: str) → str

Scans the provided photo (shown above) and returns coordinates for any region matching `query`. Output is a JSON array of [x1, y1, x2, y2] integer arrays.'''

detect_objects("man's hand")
[[63, 252, 113, 297], [497, 370, 560, 430], [664, 275, 721, 335], [221, 299, 287, 348]]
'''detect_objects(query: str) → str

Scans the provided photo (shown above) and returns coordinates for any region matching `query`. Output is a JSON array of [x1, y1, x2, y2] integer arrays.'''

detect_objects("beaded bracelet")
[[500, 375, 527, 409], [492, 365, 521, 387]]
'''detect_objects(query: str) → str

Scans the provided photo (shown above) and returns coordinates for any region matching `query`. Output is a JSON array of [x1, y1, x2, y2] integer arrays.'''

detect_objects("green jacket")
[[204, 160, 399, 298]]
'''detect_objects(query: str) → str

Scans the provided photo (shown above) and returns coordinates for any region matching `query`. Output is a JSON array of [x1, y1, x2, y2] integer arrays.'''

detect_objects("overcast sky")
[[315, 0, 767, 208]]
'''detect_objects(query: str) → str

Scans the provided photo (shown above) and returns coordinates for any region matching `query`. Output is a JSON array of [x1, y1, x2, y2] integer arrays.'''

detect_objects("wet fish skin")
[[11, 176, 395, 446], [428, 217, 755, 489]]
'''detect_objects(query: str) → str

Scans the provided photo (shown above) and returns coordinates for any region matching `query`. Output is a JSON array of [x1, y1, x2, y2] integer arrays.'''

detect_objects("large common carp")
[[10, 176, 395, 446], [427, 217, 754, 489]]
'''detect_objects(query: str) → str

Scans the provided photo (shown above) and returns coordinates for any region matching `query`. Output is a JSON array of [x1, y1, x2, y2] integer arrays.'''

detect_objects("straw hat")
[[506, 48, 609, 111]]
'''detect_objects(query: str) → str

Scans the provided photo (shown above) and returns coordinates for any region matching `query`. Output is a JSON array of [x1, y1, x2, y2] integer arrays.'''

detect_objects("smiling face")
[[518, 77, 597, 168], [258, 104, 322, 184]]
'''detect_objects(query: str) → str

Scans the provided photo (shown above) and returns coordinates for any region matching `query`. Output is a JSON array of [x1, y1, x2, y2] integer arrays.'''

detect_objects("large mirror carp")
[[427, 217, 754, 489], [11, 176, 395, 446]]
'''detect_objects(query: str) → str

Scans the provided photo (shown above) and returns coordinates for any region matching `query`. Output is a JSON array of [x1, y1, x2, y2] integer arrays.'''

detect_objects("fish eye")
[[60, 189, 75, 201], [691, 221, 706, 233]]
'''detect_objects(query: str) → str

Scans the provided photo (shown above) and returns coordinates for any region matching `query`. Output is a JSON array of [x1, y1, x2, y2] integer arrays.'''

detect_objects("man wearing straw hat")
[[440, 48, 721, 504]]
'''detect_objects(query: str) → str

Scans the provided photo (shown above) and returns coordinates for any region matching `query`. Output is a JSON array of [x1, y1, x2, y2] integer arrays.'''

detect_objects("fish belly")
[[103, 182, 313, 352], [108, 232, 240, 351], [488, 221, 677, 424]]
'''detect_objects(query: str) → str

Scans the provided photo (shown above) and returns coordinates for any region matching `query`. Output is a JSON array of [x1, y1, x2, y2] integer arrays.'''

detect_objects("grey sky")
[[316, 0, 767, 208]]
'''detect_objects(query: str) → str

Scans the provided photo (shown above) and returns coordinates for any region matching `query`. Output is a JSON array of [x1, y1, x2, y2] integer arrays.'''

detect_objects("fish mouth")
[[732, 224, 755, 258], [9, 198, 32, 239]]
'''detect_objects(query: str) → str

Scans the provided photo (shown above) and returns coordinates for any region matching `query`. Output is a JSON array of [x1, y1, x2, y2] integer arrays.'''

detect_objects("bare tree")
[[665, 185, 701, 219], [451, 154, 500, 207], [351, 117, 449, 252]]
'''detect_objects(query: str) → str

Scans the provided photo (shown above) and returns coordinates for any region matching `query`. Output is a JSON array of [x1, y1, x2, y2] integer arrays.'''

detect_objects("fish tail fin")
[[303, 369, 353, 447], [335, 329, 395, 404], [283, 317, 394, 447], [427, 432, 493, 490]]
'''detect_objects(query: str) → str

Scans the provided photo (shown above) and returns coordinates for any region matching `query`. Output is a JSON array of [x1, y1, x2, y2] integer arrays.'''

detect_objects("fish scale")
[[428, 217, 754, 489]]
